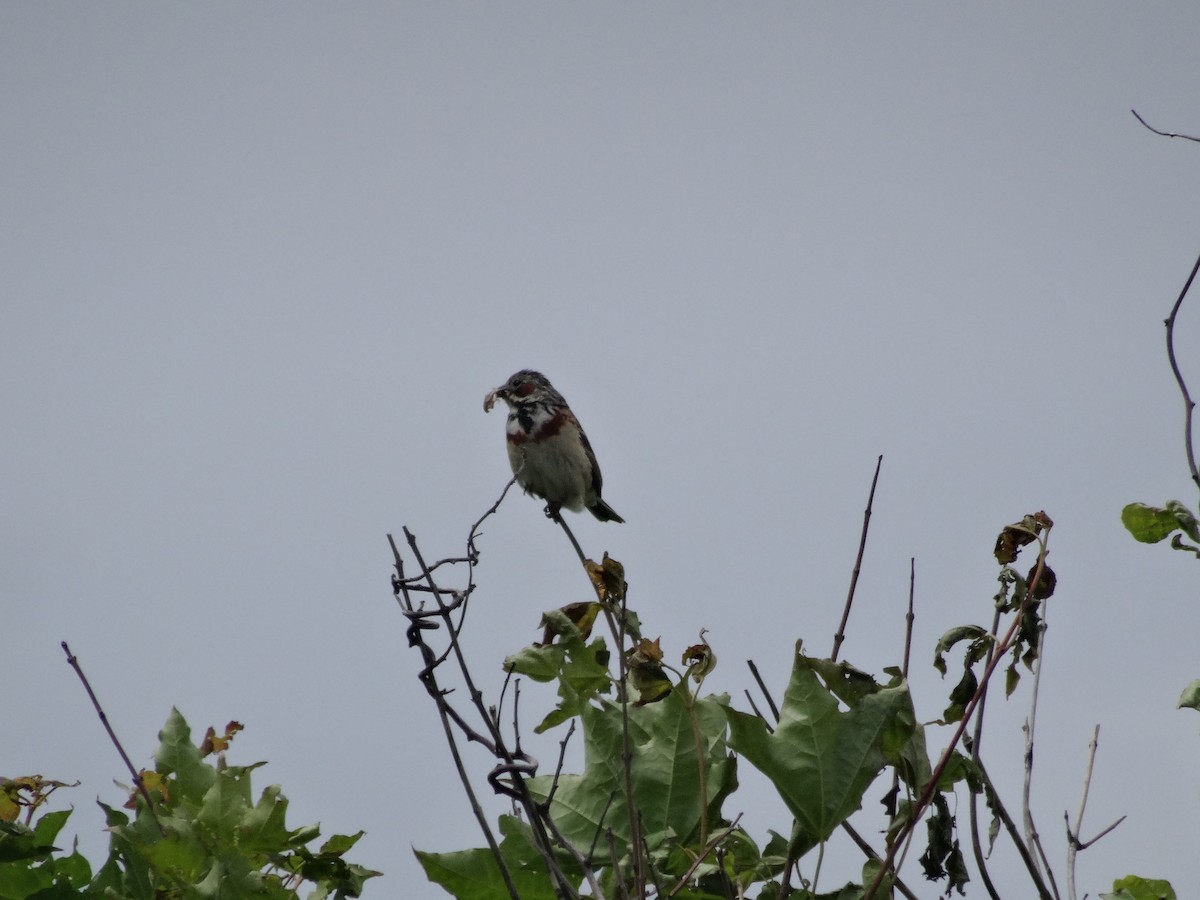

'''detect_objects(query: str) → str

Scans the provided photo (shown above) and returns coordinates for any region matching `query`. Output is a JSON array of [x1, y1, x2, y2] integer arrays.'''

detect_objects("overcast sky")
[[5, 4, 1200, 897]]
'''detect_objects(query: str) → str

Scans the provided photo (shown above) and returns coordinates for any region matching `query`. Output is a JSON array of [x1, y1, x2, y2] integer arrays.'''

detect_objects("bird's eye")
[[514, 381, 536, 397]]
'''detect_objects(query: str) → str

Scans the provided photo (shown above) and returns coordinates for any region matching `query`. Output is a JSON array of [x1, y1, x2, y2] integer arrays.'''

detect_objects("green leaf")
[[1178, 679, 1200, 712], [319, 831, 364, 856], [154, 708, 216, 803], [504, 644, 565, 683], [726, 648, 916, 860], [1101, 874, 1176, 900], [30, 809, 72, 849], [528, 687, 735, 860], [1122, 502, 1199, 545], [933, 626, 988, 676], [0, 819, 53, 864], [416, 815, 578, 900], [1166, 500, 1200, 541]]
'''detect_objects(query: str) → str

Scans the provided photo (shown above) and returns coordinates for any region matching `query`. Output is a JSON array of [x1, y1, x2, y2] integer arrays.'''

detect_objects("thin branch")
[[882, 560, 925, 897], [1064, 725, 1097, 900], [746, 659, 781, 723], [552, 510, 645, 893], [61, 642, 165, 835], [1065, 725, 1127, 900], [864, 529, 1054, 900], [637, 811, 669, 900], [742, 689, 773, 732], [832, 455, 883, 662], [1131, 108, 1200, 143], [387, 538, 520, 900], [967, 606, 1005, 900], [390, 485, 587, 900], [666, 814, 744, 897], [554, 512, 588, 568], [1163, 249, 1200, 491], [606, 829, 630, 900], [1021, 601, 1061, 900], [841, 821, 921, 900], [544, 720, 577, 808], [974, 756, 1056, 900], [901, 557, 915, 677], [1077, 815, 1126, 851]]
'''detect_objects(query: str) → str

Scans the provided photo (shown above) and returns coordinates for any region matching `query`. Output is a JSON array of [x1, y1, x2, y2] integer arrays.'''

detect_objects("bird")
[[484, 370, 625, 523]]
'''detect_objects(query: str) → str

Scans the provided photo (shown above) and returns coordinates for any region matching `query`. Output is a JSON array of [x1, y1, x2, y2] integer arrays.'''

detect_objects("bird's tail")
[[588, 499, 625, 524]]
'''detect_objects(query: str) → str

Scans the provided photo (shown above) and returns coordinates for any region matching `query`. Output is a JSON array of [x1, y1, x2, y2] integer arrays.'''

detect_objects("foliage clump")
[[0, 710, 379, 899]]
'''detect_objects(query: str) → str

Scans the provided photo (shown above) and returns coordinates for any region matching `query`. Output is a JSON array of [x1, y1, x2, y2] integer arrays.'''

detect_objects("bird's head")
[[483, 370, 559, 412]]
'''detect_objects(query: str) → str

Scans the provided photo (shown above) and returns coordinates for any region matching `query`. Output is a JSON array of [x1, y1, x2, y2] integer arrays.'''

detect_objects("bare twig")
[[388, 536, 520, 900], [902, 558, 915, 677], [1021, 602, 1062, 900], [886, 558, 920, 891], [864, 528, 1054, 900], [974, 756, 1056, 900], [606, 829, 630, 900], [544, 720, 577, 808], [841, 821, 921, 900], [1065, 725, 1127, 900], [61, 642, 165, 835], [389, 480, 590, 899], [552, 512, 645, 893], [967, 605, 1005, 900], [1131, 109, 1200, 143], [1163, 250, 1200, 492], [637, 811, 669, 900], [667, 813, 744, 897], [746, 659, 781, 723], [832, 455, 883, 662], [742, 689, 773, 732], [554, 513, 589, 568]]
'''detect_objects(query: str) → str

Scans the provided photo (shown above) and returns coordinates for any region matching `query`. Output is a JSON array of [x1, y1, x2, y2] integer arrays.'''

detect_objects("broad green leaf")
[[726, 649, 915, 860], [1122, 502, 1191, 544], [508, 626, 613, 733], [504, 644, 564, 683], [30, 809, 72, 848], [318, 830, 364, 856], [0, 861, 52, 897], [154, 708, 216, 803], [1178, 679, 1200, 712], [1101, 874, 1176, 900], [416, 814, 578, 900], [527, 687, 734, 859], [0, 819, 52, 864], [196, 768, 252, 836], [240, 784, 292, 853]]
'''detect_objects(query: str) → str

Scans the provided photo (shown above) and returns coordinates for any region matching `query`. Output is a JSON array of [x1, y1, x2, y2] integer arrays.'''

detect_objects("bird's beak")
[[483, 387, 504, 412]]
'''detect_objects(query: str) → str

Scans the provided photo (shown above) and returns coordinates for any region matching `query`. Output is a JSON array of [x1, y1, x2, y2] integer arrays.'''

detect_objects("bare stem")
[[1163, 249, 1200, 492], [61, 642, 165, 835], [902, 557, 915, 677], [832, 455, 883, 662], [1021, 600, 1060, 900], [974, 756, 1056, 900], [1065, 725, 1126, 900], [1131, 108, 1200, 143], [864, 531, 1054, 900], [666, 814, 744, 897], [746, 659, 781, 723], [967, 605, 1005, 900], [555, 512, 643, 893]]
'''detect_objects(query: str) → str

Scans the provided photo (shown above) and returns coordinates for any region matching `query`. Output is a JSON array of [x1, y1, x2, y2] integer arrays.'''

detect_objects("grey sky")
[[5, 4, 1199, 896]]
